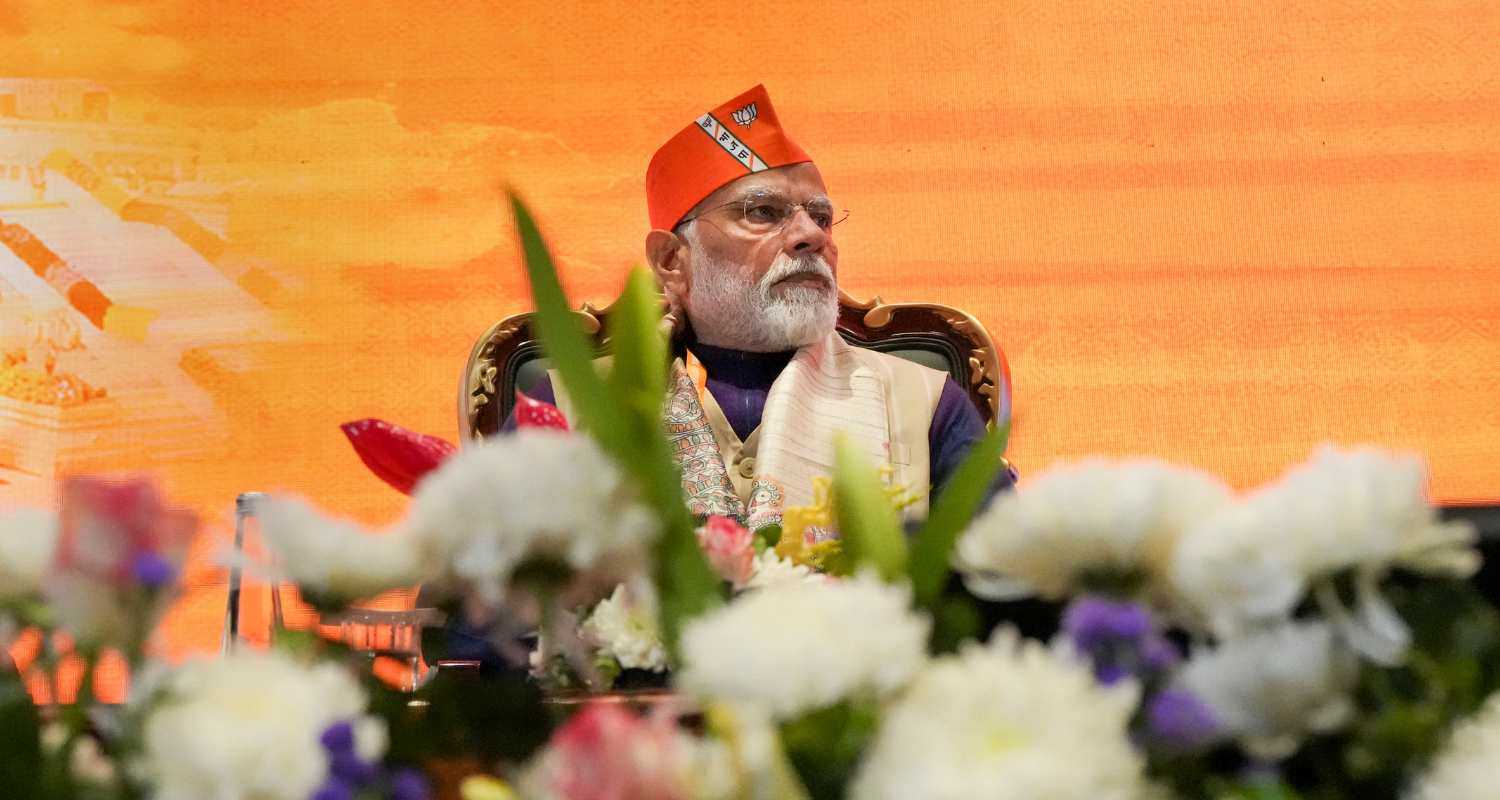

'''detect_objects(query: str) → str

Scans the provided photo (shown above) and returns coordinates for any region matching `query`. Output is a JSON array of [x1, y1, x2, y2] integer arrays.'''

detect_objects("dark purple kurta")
[[502, 341, 1014, 504]]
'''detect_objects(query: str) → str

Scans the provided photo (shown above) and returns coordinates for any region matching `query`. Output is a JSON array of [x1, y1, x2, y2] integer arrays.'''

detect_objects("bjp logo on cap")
[[730, 102, 758, 127]]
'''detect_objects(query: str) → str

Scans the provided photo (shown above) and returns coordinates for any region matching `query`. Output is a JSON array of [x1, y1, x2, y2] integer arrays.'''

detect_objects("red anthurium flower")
[[515, 389, 569, 431], [340, 418, 458, 496]]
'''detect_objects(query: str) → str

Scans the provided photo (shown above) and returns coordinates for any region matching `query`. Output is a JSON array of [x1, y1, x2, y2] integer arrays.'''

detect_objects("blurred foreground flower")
[[1061, 595, 1179, 685], [407, 429, 660, 608], [518, 702, 733, 800], [1172, 445, 1478, 654], [955, 458, 1230, 601], [261, 429, 660, 620], [137, 650, 386, 800], [695, 515, 754, 587], [258, 497, 428, 608], [850, 629, 1149, 800], [679, 573, 928, 720], [1410, 691, 1500, 800], [743, 549, 827, 591], [315, 719, 429, 800], [0, 507, 58, 602], [46, 476, 195, 649], [1173, 620, 1358, 760]]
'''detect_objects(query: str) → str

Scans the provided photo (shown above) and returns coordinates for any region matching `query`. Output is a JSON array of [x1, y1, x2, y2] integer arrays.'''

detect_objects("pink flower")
[[696, 515, 754, 587], [543, 702, 688, 800], [54, 477, 196, 586]]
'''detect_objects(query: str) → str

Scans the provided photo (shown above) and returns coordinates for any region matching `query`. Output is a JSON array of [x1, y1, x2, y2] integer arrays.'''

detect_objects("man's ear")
[[645, 228, 690, 309]]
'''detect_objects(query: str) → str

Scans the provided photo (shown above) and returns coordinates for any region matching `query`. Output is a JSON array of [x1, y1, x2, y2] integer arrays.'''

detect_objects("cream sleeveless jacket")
[[549, 332, 948, 531]]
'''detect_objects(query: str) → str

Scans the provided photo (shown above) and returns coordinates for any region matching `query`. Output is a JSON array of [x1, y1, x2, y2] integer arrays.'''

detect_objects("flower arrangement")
[[2, 195, 1498, 800]]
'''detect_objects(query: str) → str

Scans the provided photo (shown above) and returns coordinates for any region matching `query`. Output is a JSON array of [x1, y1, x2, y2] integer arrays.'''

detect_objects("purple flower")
[[330, 751, 378, 786], [320, 721, 356, 754], [310, 779, 355, 800], [1145, 688, 1220, 750], [1141, 633, 1181, 672], [130, 552, 176, 587], [388, 768, 431, 800], [1062, 597, 1152, 654], [1095, 663, 1131, 685]]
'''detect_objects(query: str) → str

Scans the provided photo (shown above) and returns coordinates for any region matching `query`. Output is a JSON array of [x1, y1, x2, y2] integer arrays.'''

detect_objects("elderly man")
[[509, 85, 1011, 530]]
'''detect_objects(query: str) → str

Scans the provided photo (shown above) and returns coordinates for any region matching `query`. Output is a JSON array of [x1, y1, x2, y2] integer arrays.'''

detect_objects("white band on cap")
[[695, 113, 769, 173]]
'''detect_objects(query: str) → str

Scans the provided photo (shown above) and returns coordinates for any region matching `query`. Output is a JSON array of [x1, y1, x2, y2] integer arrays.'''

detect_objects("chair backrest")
[[458, 292, 1011, 442]]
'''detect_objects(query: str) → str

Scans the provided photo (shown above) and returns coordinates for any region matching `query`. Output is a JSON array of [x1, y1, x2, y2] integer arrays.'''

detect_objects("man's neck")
[[688, 340, 795, 388]]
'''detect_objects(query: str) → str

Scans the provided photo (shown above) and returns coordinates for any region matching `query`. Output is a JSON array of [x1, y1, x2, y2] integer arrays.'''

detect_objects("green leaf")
[[929, 594, 981, 654], [647, 464, 725, 654], [509, 193, 629, 454], [754, 523, 782, 553], [0, 676, 43, 799], [606, 267, 669, 427], [603, 270, 720, 650], [831, 434, 908, 581], [509, 193, 719, 653], [908, 422, 1010, 608], [1215, 779, 1307, 800], [780, 700, 880, 800]]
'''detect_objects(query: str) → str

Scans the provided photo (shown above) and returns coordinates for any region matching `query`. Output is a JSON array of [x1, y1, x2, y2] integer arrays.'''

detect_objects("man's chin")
[[769, 281, 836, 305], [762, 297, 839, 349]]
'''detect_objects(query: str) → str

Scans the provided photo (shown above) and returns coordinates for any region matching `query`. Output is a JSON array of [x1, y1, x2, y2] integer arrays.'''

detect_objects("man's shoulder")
[[847, 345, 952, 382]]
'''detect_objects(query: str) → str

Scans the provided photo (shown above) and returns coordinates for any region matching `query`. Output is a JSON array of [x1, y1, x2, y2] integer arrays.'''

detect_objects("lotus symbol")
[[731, 102, 758, 127]]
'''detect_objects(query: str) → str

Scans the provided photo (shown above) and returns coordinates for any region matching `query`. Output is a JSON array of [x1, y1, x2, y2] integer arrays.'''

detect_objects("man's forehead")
[[690, 163, 828, 214]]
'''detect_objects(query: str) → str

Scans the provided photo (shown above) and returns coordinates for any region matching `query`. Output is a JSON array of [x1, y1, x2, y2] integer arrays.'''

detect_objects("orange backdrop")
[[1, 1, 1498, 662]]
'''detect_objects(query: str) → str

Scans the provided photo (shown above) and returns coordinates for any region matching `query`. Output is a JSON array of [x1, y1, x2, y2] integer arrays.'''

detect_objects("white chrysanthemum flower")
[[257, 497, 427, 603], [743, 549, 826, 591], [408, 430, 659, 603], [1172, 445, 1477, 636], [955, 458, 1231, 599], [0, 508, 58, 601], [1167, 498, 1309, 637], [138, 651, 384, 800], [679, 573, 929, 720], [1409, 692, 1500, 800], [851, 629, 1148, 800], [581, 582, 668, 672], [1174, 620, 1357, 761]]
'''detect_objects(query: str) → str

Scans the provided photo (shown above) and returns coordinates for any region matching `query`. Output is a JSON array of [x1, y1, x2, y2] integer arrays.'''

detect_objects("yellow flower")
[[459, 774, 517, 800], [776, 477, 835, 566], [775, 469, 919, 573], [877, 463, 924, 513]]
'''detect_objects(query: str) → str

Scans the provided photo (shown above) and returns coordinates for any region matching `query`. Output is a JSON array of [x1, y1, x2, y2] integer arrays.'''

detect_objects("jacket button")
[[737, 457, 756, 478]]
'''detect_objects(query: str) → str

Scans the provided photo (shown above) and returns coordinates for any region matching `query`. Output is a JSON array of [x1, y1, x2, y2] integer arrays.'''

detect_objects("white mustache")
[[760, 254, 834, 292]]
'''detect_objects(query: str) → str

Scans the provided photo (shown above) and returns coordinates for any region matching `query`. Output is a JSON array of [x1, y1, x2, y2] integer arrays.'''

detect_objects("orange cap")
[[646, 84, 813, 231]]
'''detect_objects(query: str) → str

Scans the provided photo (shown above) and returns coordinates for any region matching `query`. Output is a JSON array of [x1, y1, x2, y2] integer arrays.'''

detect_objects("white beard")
[[684, 242, 839, 353]]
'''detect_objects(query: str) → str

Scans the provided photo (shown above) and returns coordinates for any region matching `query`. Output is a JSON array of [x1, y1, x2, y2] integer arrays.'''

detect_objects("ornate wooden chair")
[[459, 292, 1012, 446]]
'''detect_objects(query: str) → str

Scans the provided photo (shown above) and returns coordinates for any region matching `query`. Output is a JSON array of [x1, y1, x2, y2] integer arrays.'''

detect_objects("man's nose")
[[783, 207, 829, 254]]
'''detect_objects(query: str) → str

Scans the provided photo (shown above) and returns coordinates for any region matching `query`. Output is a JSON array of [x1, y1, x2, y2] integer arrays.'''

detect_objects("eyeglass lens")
[[737, 191, 846, 231]]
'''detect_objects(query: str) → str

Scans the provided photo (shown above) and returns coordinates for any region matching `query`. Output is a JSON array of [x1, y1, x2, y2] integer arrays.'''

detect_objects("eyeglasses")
[[679, 189, 850, 234]]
